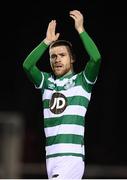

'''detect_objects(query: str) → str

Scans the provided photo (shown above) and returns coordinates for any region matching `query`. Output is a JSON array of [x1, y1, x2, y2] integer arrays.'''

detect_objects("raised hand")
[[44, 20, 60, 45], [69, 10, 85, 33]]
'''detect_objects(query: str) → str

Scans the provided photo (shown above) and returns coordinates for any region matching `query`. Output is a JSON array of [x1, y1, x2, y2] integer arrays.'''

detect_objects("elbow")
[[22, 61, 31, 72], [97, 54, 101, 61], [94, 53, 101, 63]]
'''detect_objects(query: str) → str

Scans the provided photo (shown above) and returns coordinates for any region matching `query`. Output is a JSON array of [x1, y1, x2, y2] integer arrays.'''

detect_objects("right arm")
[[23, 20, 60, 87], [23, 42, 48, 87]]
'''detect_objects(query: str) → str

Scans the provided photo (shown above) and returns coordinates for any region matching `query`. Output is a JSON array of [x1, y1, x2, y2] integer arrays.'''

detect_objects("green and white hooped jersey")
[[23, 31, 101, 159], [37, 71, 95, 159]]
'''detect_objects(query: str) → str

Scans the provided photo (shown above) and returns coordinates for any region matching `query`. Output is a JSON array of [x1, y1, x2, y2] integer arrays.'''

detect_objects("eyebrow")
[[50, 52, 66, 56]]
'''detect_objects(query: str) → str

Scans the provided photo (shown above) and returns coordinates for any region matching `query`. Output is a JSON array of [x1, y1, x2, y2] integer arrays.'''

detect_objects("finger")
[[48, 20, 55, 32], [70, 10, 82, 19], [47, 20, 54, 31], [70, 10, 82, 15], [74, 10, 82, 15], [69, 14, 77, 21], [56, 33, 60, 39], [70, 10, 78, 15], [51, 20, 57, 34], [48, 21, 57, 38]]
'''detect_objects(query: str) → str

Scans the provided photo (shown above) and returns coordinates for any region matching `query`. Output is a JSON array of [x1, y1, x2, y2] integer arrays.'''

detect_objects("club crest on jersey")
[[48, 83, 55, 90], [49, 92, 67, 114], [64, 79, 75, 90]]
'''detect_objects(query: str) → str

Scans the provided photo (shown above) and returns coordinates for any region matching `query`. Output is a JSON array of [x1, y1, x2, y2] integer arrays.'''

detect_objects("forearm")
[[80, 31, 101, 82], [23, 41, 49, 86], [79, 31, 101, 62], [23, 41, 48, 71]]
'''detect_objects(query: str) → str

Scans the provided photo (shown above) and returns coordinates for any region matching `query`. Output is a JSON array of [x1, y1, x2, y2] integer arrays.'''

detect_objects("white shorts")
[[46, 156, 85, 179]]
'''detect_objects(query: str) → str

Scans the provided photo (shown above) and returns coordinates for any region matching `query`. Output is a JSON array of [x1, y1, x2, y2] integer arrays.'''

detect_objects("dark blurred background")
[[0, 0, 126, 179]]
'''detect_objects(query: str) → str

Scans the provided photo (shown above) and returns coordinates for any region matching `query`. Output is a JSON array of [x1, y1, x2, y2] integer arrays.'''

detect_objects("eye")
[[50, 54, 57, 60], [60, 53, 65, 57]]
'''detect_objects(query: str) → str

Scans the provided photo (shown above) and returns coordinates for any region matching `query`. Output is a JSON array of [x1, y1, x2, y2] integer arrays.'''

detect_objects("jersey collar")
[[55, 71, 75, 80]]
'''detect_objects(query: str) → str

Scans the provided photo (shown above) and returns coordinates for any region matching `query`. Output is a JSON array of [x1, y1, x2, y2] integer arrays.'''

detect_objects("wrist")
[[43, 38, 52, 46], [77, 27, 85, 34]]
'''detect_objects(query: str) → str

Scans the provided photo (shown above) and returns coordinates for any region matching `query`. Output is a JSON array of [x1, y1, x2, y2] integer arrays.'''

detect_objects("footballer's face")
[[49, 46, 74, 77]]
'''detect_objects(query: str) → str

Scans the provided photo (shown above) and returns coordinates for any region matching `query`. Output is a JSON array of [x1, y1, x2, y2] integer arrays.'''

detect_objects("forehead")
[[49, 45, 68, 54]]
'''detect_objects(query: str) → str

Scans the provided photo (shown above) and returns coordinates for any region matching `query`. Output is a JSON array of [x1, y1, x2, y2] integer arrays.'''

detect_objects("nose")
[[55, 55, 61, 63]]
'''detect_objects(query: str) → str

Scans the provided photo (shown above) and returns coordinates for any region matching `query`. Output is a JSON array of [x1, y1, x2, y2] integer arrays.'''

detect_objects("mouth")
[[54, 64, 63, 70]]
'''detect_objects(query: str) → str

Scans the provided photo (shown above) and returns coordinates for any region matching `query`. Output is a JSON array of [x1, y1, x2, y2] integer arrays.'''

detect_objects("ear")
[[71, 58, 75, 64]]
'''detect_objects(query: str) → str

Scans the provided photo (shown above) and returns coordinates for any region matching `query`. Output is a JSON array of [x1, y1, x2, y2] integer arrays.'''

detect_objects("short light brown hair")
[[49, 40, 76, 62]]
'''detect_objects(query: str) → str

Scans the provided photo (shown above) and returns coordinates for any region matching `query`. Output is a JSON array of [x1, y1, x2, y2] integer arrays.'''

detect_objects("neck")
[[55, 69, 73, 79], [62, 69, 73, 78]]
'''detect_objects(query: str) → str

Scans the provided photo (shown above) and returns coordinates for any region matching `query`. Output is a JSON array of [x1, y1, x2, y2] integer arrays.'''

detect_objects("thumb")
[[56, 33, 60, 39]]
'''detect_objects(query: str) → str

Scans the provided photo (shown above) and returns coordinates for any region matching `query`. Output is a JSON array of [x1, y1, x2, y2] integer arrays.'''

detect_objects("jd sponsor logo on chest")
[[50, 92, 67, 114]]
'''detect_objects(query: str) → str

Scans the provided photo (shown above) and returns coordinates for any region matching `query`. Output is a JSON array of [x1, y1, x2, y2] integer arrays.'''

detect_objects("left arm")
[[79, 31, 101, 83], [70, 10, 101, 83]]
